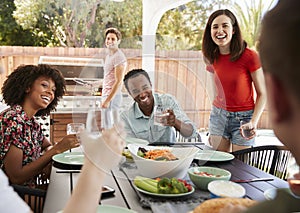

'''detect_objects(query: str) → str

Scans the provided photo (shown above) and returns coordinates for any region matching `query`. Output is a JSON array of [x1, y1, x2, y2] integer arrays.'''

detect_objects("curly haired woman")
[[0, 64, 79, 189]]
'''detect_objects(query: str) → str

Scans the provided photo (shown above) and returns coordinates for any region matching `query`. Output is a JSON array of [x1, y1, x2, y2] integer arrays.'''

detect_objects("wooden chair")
[[11, 184, 46, 213], [231, 145, 292, 180]]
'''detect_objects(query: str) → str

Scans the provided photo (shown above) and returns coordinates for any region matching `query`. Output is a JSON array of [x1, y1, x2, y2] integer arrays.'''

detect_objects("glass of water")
[[66, 123, 85, 152], [86, 109, 120, 135], [287, 156, 300, 196], [86, 109, 102, 136], [153, 105, 169, 126], [240, 120, 255, 139], [101, 109, 120, 130], [66, 123, 85, 135]]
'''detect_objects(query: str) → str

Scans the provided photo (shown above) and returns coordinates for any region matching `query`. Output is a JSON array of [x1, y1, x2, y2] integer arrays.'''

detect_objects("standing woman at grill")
[[101, 27, 127, 129], [202, 9, 267, 152]]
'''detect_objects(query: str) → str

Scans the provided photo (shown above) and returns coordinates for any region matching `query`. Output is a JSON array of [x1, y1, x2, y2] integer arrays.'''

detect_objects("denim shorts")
[[208, 106, 255, 146]]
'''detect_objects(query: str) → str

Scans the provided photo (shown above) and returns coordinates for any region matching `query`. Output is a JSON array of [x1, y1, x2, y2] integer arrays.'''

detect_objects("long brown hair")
[[202, 9, 246, 64]]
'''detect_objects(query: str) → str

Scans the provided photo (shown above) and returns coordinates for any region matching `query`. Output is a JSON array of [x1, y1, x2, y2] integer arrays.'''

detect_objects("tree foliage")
[[233, 0, 275, 49], [12, 0, 142, 47], [13, 0, 98, 47], [157, 0, 231, 50], [4, 0, 270, 50], [0, 0, 50, 46], [92, 0, 142, 48]]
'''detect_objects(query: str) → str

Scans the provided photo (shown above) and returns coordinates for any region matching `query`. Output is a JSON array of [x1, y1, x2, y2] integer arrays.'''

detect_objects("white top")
[[0, 170, 31, 213], [0, 97, 9, 112], [0, 103, 9, 112]]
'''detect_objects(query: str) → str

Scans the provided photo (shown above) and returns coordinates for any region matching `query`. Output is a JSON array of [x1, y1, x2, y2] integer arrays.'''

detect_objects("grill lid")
[[38, 56, 104, 96], [38, 56, 104, 80]]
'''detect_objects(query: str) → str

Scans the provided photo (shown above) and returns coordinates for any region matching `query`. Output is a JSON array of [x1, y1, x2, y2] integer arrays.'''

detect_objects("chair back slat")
[[175, 131, 202, 142], [231, 145, 291, 180], [11, 184, 46, 213]]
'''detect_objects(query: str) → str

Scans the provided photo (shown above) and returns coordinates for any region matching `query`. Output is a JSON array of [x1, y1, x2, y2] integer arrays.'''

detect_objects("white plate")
[[125, 137, 149, 145], [134, 183, 195, 198], [52, 152, 84, 165], [194, 150, 234, 162], [58, 205, 137, 213], [208, 180, 246, 198], [264, 188, 292, 200]]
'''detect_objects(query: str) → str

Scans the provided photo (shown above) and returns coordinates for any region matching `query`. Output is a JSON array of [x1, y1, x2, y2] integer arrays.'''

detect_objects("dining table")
[[43, 144, 289, 213]]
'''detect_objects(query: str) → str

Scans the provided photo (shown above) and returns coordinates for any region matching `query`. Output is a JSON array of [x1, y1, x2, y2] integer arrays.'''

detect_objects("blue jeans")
[[101, 94, 122, 129], [209, 106, 255, 146]]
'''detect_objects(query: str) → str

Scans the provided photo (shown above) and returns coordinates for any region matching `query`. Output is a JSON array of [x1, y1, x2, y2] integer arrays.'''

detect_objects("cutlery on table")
[[232, 178, 274, 183]]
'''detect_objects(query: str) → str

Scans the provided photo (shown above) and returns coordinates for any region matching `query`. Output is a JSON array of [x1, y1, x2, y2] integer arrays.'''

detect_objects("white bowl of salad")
[[127, 144, 198, 179]]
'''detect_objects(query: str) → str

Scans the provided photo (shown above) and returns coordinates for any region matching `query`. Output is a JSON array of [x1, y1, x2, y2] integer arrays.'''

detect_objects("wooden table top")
[[43, 145, 289, 213]]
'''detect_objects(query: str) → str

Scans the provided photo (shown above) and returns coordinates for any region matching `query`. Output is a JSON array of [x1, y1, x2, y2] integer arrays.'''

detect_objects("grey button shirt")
[[121, 93, 197, 143]]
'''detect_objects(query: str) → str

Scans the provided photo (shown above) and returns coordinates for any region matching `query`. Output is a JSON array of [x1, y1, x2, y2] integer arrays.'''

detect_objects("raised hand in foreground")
[[63, 124, 126, 213]]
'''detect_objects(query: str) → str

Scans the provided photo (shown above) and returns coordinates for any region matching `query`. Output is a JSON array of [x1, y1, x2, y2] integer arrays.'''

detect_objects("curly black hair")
[[1, 64, 66, 116]]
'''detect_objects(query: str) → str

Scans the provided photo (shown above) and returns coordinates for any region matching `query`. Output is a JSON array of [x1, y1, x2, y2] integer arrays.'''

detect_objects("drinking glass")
[[86, 109, 120, 135], [240, 120, 255, 139], [287, 156, 300, 196], [153, 105, 169, 126], [66, 123, 85, 152], [66, 123, 85, 135], [86, 109, 102, 136], [101, 109, 120, 130], [82, 108, 124, 173]]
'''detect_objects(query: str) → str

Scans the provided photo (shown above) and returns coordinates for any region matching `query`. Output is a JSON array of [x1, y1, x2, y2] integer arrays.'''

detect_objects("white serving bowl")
[[127, 144, 198, 178]]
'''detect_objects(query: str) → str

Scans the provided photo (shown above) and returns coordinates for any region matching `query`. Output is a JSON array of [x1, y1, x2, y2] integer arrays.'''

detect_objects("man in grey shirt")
[[121, 69, 198, 143]]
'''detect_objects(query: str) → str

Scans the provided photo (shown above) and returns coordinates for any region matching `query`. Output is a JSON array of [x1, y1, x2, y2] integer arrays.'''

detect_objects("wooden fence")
[[0, 46, 271, 130]]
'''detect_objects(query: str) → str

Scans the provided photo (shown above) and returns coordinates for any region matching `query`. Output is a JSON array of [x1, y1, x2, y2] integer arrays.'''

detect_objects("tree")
[[12, 0, 142, 47], [13, 0, 100, 47], [0, 0, 48, 46], [157, 0, 231, 50], [91, 0, 142, 48], [233, 0, 275, 49], [11, 0, 234, 49]]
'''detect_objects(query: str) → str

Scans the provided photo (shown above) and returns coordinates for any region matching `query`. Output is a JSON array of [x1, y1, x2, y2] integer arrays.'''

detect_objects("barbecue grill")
[[38, 56, 104, 96]]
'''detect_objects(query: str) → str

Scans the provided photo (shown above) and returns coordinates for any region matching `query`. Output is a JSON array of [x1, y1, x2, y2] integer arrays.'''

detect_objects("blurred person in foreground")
[[63, 124, 126, 213], [0, 124, 126, 213], [220, 0, 300, 212], [121, 68, 198, 143]]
